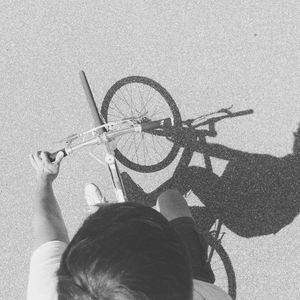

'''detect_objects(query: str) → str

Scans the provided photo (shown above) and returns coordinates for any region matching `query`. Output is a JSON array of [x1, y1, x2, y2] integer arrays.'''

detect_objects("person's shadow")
[[122, 124, 300, 238]]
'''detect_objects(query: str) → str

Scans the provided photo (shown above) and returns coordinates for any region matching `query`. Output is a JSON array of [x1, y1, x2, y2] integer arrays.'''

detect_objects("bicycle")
[[48, 72, 253, 299], [49, 72, 175, 202]]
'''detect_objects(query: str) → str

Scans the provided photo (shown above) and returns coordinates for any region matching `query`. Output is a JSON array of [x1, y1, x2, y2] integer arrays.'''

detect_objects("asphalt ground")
[[1, 1, 299, 299]]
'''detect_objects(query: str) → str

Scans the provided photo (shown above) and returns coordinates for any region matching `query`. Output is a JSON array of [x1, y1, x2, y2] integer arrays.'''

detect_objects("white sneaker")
[[84, 183, 107, 213]]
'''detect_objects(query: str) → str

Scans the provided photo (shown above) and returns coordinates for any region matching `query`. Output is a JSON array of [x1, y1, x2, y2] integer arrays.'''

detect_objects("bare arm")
[[32, 178, 69, 251]]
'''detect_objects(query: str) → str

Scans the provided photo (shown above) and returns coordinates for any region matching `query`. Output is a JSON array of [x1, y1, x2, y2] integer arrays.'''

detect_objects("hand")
[[29, 151, 64, 183]]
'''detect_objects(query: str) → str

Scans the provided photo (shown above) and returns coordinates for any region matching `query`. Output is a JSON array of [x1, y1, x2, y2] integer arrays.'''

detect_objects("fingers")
[[41, 151, 50, 163], [54, 151, 64, 164], [33, 152, 42, 163], [29, 151, 53, 165], [29, 154, 38, 169], [29, 150, 64, 170]]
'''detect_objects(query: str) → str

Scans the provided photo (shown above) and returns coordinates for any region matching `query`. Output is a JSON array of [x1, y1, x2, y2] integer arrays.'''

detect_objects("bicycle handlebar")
[[48, 108, 253, 162], [48, 117, 173, 162], [192, 109, 254, 127], [229, 109, 253, 117]]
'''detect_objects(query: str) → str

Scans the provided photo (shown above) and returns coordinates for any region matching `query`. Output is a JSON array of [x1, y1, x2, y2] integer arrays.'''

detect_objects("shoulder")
[[27, 241, 68, 300], [193, 279, 233, 300]]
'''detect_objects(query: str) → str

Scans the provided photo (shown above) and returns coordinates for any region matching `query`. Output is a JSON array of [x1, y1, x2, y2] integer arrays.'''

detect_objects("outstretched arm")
[[29, 152, 69, 251]]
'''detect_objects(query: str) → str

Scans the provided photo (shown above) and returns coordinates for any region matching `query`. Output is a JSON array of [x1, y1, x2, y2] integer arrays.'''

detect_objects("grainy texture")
[[1, 1, 299, 299]]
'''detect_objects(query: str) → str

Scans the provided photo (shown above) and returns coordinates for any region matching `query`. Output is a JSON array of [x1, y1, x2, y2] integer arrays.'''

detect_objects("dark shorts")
[[169, 217, 215, 283]]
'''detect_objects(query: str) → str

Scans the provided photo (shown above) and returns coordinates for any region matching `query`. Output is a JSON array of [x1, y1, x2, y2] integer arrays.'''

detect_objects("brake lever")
[[217, 105, 234, 116]]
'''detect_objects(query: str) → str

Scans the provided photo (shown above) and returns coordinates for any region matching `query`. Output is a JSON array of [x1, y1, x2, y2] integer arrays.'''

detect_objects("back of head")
[[57, 203, 193, 300]]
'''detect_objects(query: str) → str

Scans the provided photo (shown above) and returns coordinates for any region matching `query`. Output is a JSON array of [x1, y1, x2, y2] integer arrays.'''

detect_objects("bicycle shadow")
[[122, 124, 300, 238]]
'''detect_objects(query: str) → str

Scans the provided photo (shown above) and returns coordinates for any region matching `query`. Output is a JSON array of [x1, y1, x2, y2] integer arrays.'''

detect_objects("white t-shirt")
[[27, 241, 232, 300]]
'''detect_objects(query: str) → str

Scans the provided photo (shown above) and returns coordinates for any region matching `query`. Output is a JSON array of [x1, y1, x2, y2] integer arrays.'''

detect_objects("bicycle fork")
[[104, 140, 128, 203]]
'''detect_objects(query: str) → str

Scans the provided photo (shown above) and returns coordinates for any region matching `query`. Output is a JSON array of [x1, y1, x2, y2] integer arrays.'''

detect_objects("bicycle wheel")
[[190, 206, 236, 299], [205, 234, 237, 299], [101, 76, 182, 173]]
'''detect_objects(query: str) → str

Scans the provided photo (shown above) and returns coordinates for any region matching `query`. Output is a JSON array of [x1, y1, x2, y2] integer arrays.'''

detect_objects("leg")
[[156, 189, 215, 283]]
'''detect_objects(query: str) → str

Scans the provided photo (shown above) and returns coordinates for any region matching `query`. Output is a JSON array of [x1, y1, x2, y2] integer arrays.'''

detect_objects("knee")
[[157, 189, 192, 221], [157, 189, 180, 208]]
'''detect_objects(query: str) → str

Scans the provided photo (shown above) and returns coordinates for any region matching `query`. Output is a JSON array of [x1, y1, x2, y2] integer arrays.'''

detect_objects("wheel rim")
[[101, 76, 181, 173]]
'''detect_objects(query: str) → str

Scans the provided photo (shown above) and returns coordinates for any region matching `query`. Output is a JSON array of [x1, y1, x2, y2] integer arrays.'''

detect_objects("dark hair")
[[57, 202, 193, 300]]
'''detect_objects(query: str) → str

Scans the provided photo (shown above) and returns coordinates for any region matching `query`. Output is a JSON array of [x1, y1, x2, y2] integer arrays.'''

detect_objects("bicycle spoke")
[[150, 134, 164, 158], [148, 94, 164, 114], [114, 90, 132, 113], [118, 87, 134, 117], [144, 84, 152, 108], [144, 93, 161, 115], [149, 107, 171, 120], [145, 134, 155, 165], [110, 100, 128, 118], [138, 84, 147, 114], [124, 84, 134, 116], [147, 135, 165, 164], [117, 136, 130, 151], [107, 111, 126, 120], [123, 134, 136, 157], [127, 134, 139, 164], [155, 134, 169, 150], [142, 133, 147, 165], [129, 83, 140, 115], [145, 85, 157, 105], [128, 134, 143, 164], [151, 138, 170, 155], [125, 84, 141, 117], [134, 134, 145, 158], [132, 133, 140, 164]]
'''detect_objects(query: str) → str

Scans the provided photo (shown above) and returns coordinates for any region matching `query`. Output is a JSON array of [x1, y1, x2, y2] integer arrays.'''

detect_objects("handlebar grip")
[[141, 118, 173, 131], [231, 109, 254, 117], [48, 149, 68, 162]]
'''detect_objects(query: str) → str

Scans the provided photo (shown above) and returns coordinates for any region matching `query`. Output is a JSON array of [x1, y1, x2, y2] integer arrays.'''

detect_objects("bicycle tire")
[[101, 76, 182, 173], [204, 234, 237, 300]]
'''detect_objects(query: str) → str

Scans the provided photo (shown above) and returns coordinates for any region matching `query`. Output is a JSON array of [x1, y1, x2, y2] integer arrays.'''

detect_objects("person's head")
[[56, 202, 193, 300], [293, 123, 300, 156]]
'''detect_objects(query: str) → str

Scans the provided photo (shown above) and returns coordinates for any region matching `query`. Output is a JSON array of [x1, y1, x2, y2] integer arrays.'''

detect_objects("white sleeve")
[[27, 241, 67, 300]]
